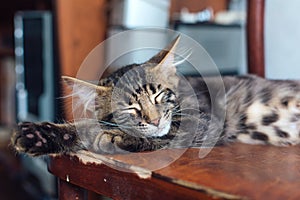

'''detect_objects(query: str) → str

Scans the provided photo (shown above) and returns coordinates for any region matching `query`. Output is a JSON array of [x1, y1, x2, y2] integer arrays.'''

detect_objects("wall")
[[265, 0, 300, 79]]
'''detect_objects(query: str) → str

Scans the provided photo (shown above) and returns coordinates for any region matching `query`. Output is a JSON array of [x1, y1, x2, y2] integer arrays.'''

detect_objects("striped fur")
[[11, 36, 300, 156]]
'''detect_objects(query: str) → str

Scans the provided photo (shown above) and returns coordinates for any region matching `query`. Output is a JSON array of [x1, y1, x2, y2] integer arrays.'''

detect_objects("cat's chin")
[[156, 123, 171, 137], [145, 121, 171, 137]]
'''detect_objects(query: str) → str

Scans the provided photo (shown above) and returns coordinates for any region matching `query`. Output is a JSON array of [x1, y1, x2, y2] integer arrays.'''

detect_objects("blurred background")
[[0, 0, 299, 199]]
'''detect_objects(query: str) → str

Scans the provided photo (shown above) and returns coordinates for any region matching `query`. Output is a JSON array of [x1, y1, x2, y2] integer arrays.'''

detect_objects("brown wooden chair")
[[247, 0, 265, 77], [48, 1, 300, 200]]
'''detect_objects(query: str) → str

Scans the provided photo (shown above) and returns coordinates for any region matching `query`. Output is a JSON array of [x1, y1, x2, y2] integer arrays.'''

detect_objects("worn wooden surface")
[[49, 143, 300, 200], [59, 179, 86, 200]]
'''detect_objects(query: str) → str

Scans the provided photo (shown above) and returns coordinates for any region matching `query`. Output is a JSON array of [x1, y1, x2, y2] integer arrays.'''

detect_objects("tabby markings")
[[259, 88, 272, 104]]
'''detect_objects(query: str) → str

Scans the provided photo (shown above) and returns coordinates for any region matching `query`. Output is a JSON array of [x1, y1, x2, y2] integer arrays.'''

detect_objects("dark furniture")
[[49, 143, 300, 199], [246, 0, 265, 77]]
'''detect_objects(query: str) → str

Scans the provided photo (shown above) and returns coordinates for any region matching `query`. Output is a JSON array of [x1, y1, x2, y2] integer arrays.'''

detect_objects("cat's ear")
[[62, 76, 109, 93], [148, 35, 180, 76], [62, 76, 111, 112], [62, 76, 110, 101], [148, 35, 180, 66], [147, 36, 181, 89]]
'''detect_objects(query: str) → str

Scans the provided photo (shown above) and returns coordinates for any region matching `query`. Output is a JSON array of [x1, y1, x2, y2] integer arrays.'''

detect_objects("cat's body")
[[11, 37, 300, 156]]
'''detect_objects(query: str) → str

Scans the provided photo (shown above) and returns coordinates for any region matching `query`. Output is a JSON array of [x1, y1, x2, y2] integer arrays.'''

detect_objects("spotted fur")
[[11, 36, 300, 156]]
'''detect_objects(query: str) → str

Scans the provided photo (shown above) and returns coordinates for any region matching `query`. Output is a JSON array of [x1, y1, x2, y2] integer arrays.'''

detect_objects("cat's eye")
[[154, 89, 176, 104], [127, 103, 141, 110], [123, 107, 141, 117], [154, 90, 165, 104]]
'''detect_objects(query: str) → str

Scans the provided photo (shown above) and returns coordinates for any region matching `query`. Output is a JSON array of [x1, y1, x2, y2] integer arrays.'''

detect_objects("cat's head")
[[63, 36, 182, 137]]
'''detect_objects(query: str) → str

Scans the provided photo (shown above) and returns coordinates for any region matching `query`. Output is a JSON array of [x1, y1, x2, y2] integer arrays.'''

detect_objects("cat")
[[11, 36, 300, 156]]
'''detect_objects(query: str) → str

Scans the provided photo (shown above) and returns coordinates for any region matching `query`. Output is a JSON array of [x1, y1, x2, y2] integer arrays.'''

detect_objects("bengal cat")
[[11, 36, 300, 156]]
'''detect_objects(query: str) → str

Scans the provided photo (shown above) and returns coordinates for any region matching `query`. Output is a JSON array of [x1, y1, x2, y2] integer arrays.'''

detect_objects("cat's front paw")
[[11, 122, 70, 156], [93, 131, 127, 154], [93, 130, 170, 154], [11, 122, 50, 156]]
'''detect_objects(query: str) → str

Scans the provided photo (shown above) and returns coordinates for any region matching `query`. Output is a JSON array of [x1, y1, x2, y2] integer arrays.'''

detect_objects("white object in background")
[[214, 11, 246, 25], [110, 0, 170, 28], [179, 7, 213, 24], [106, 28, 171, 73]]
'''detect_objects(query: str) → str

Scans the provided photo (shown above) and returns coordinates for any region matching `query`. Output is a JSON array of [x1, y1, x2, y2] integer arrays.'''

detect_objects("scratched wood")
[[50, 152, 217, 200], [49, 143, 300, 200], [156, 143, 300, 199]]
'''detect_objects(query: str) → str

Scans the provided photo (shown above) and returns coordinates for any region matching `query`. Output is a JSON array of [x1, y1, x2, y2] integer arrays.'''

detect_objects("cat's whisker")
[[98, 120, 130, 129], [189, 90, 209, 95], [194, 90, 209, 95], [173, 48, 193, 66], [174, 107, 202, 113], [172, 113, 201, 119], [177, 90, 209, 100], [74, 117, 130, 129]]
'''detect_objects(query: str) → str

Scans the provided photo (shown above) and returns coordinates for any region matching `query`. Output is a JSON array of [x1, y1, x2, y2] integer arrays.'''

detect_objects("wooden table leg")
[[58, 179, 86, 200]]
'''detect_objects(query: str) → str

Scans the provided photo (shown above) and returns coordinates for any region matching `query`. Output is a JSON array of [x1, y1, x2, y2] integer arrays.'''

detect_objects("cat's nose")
[[150, 118, 160, 126]]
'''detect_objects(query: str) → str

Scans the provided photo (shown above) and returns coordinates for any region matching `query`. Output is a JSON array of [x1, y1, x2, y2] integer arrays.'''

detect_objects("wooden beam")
[[54, 0, 107, 120], [247, 0, 265, 77]]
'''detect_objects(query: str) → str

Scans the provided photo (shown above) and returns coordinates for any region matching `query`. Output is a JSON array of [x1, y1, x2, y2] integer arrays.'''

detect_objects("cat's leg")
[[11, 121, 131, 156], [87, 126, 171, 154], [229, 79, 300, 146], [11, 121, 171, 156], [244, 87, 300, 146]]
